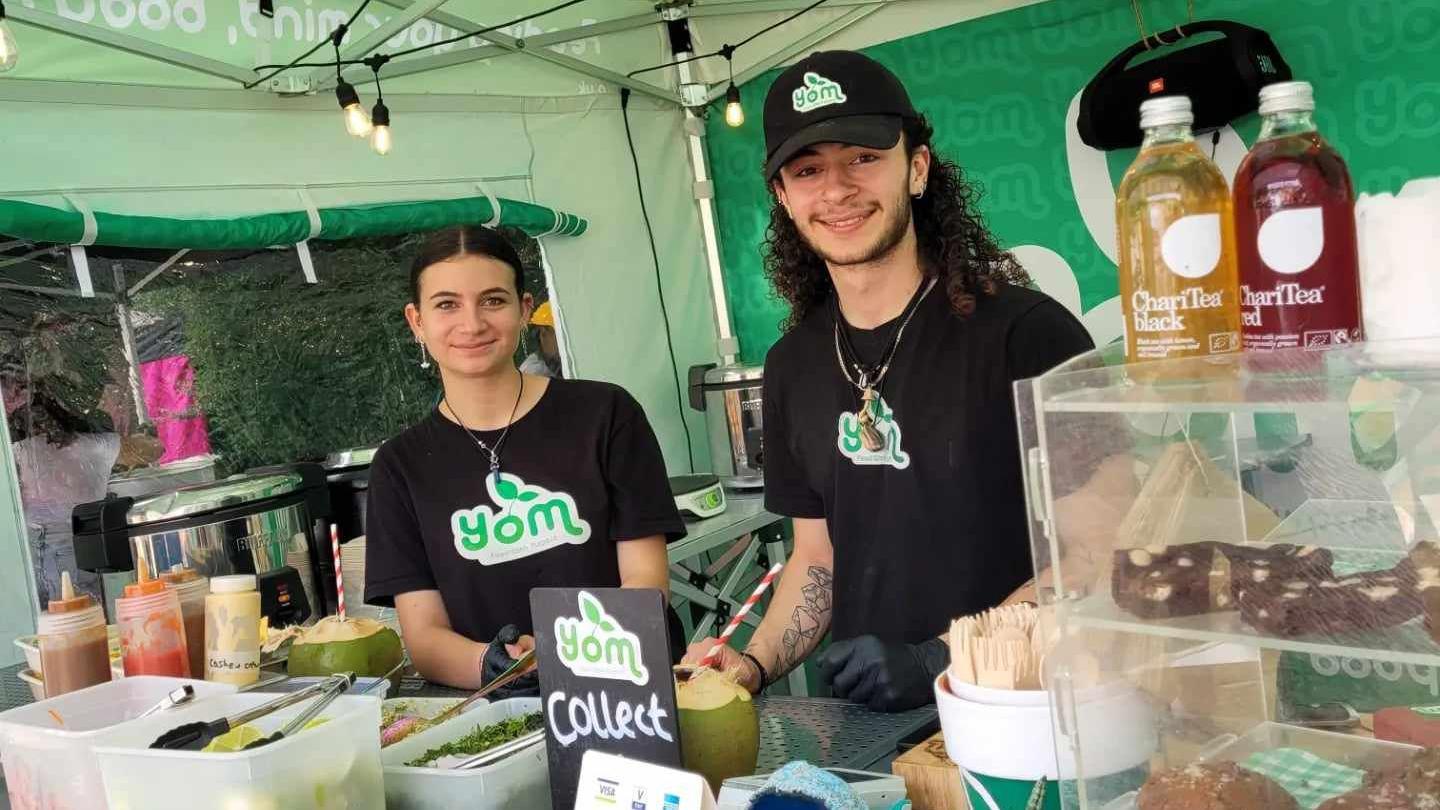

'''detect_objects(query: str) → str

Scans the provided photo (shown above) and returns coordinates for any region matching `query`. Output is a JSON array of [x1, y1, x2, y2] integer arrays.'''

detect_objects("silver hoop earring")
[[417, 340, 432, 369]]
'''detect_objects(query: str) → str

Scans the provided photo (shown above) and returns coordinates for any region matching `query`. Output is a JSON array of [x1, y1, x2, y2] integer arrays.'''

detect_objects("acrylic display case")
[[1017, 339, 1440, 808]]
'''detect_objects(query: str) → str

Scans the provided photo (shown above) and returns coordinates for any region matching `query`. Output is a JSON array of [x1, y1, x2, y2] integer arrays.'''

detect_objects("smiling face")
[[773, 139, 930, 268], [405, 254, 532, 380]]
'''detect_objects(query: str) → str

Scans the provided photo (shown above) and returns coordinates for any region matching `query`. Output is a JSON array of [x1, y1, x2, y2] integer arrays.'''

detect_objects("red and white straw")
[[701, 562, 784, 669], [331, 523, 345, 620]]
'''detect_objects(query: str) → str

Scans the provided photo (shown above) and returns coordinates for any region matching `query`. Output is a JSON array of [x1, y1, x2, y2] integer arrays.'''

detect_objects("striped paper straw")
[[331, 523, 345, 620], [701, 562, 784, 669]]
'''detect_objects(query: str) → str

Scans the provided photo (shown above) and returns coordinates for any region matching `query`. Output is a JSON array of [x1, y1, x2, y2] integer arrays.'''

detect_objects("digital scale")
[[670, 474, 728, 520], [717, 768, 908, 809]]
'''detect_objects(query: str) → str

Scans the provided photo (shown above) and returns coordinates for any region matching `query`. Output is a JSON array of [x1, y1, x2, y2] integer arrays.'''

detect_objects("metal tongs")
[[379, 649, 537, 748], [149, 673, 354, 750], [242, 672, 355, 750], [450, 728, 546, 770]]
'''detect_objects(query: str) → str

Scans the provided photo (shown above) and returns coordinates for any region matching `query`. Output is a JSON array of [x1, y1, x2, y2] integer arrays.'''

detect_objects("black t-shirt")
[[364, 379, 686, 642], [763, 281, 1094, 644]]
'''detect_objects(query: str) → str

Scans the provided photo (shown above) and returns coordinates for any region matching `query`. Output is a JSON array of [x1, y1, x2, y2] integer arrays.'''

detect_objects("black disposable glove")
[[817, 635, 948, 713], [480, 624, 539, 699]]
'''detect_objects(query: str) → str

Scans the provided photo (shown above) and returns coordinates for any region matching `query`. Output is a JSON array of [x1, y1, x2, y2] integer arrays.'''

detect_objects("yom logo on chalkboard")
[[556, 591, 651, 686]]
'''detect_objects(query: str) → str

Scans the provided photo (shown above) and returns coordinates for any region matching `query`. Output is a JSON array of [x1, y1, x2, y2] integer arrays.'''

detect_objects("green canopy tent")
[[0, 0, 1044, 659]]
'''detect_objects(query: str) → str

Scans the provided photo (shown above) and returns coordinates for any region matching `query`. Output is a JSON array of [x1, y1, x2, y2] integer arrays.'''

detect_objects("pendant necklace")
[[444, 372, 526, 486], [832, 276, 937, 452]]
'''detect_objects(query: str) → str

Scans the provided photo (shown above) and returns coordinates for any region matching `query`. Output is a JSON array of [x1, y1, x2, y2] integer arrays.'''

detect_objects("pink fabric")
[[139, 355, 212, 463]]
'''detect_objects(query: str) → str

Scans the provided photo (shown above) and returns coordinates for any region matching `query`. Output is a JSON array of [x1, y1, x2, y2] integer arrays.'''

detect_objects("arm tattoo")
[[776, 565, 833, 676]]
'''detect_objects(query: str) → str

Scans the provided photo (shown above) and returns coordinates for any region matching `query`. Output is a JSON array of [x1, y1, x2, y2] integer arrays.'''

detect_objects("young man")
[[684, 51, 1095, 711]]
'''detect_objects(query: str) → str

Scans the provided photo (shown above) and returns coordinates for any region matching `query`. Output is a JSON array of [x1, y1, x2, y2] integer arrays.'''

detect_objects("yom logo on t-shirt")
[[451, 472, 594, 565], [837, 395, 910, 469]]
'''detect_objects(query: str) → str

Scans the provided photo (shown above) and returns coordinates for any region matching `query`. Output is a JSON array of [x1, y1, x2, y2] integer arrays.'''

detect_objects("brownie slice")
[[1112, 541, 1335, 621], [1220, 542, 1334, 599], [1236, 564, 1421, 638], [1136, 762, 1298, 810], [1413, 541, 1440, 644], [1113, 542, 1231, 619]]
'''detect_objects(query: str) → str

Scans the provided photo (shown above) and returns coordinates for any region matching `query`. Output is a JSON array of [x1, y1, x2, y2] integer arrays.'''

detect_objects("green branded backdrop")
[[706, 0, 1440, 365]]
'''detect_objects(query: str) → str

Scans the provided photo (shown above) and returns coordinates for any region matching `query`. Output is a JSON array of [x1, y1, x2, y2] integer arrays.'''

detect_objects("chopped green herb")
[[405, 712, 544, 768]]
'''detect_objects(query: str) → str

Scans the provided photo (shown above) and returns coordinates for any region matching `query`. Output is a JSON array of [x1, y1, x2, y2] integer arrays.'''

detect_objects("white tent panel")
[[528, 95, 718, 474]]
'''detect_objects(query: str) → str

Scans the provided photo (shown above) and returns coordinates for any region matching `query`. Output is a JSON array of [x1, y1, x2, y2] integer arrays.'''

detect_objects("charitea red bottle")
[[1234, 81, 1361, 353]]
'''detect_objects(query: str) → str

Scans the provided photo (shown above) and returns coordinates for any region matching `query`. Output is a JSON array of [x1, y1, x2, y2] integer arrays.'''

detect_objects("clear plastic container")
[[380, 697, 548, 810], [1016, 339, 1440, 808], [0, 676, 233, 810], [37, 596, 111, 698], [204, 573, 261, 685], [92, 692, 384, 810], [115, 578, 190, 678], [159, 565, 209, 680]]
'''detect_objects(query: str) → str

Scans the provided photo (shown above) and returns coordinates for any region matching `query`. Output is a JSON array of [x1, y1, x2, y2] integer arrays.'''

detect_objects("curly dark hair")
[[763, 115, 1030, 330]]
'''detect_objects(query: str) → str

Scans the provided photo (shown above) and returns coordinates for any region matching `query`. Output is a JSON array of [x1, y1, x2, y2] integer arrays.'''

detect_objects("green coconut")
[[677, 668, 760, 791], [285, 616, 404, 689]]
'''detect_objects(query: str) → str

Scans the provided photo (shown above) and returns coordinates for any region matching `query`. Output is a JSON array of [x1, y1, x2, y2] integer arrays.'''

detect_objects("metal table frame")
[[666, 493, 806, 696]]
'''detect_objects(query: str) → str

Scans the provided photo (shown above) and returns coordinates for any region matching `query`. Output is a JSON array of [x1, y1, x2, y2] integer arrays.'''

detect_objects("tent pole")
[[668, 12, 738, 365], [701, 5, 883, 105], [319, 11, 662, 91], [363, 0, 680, 104], [112, 264, 151, 428], [6, 6, 255, 85]]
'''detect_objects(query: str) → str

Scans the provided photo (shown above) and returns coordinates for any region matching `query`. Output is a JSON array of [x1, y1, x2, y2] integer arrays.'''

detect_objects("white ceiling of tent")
[[0, 0, 1040, 101]]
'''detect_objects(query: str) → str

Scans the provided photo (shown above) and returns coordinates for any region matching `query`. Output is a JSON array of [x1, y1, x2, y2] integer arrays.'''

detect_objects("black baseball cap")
[[763, 50, 918, 180]]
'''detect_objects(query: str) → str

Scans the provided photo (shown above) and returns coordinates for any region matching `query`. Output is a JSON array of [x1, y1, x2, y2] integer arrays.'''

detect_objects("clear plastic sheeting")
[[0, 230, 562, 618]]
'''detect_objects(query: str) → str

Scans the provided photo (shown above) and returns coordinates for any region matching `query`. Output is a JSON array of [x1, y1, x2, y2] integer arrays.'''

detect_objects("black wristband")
[[740, 651, 769, 692]]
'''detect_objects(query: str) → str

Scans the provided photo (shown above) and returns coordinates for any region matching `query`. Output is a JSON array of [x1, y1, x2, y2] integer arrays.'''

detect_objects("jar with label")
[[159, 565, 209, 681], [1116, 95, 1242, 366], [1234, 80, 1361, 354], [36, 571, 111, 697], [116, 572, 191, 678], [205, 574, 261, 685]]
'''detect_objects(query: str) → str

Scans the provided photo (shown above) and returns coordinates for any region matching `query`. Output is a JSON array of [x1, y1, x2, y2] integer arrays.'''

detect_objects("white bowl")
[[14, 636, 40, 673], [934, 672, 1157, 781], [16, 669, 46, 701]]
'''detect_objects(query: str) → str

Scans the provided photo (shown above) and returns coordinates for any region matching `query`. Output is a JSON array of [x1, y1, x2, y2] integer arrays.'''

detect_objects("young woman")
[[364, 226, 683, 691]]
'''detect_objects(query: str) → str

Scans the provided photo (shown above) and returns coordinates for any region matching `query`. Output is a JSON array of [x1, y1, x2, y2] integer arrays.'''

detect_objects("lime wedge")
[[203, 724, 264, 753]]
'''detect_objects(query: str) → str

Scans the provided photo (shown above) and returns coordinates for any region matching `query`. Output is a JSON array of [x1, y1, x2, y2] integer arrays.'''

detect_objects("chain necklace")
[[832, 276, 937, 452], [443, 372, 525, 485]]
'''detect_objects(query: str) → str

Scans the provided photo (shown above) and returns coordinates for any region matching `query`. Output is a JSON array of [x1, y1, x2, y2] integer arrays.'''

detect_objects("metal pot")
[[688, 363, 764, 490], [107, 455, 218, 499], [323, 446, 376, 543], [73, 468, 325, 624]]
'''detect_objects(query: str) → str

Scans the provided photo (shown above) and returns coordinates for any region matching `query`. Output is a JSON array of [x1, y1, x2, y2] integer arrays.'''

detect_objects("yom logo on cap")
[[792, 71, 847, 113]]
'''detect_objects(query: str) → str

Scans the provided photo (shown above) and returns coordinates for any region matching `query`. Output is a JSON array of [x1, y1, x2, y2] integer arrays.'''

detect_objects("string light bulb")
[[720, 47, 742, 127], [366, 55, 392, 155], [335, 78, 372, 137], [370, 101, 392, 155], [0, 0, 19, 73], [724, 84, 744, 127]]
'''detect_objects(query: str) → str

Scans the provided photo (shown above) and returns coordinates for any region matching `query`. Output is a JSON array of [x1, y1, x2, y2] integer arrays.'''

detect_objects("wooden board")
[[892, 733, 968, 810]]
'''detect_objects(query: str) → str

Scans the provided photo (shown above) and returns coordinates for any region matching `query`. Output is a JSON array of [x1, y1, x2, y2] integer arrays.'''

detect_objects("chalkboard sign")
[[531, 587, 682, 810]]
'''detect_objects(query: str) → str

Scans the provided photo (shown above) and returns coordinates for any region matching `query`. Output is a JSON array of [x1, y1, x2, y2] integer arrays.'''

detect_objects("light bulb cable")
[[620, 87, 696, 473], [625, 0, 827, 79], [253, 0, 590, 74]]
